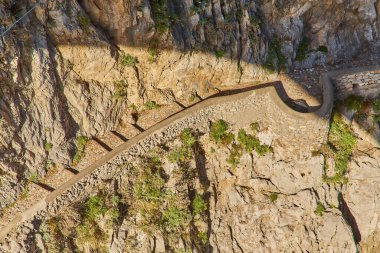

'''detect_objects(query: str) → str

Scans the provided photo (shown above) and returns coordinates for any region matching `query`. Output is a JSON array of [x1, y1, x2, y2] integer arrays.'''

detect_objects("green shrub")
[[215, 50, 224, 59], [180, 128, 196, 148], [237, 129, 258, 153], [150, 0, 170, 34], [192, 193, 207, 216], [237, 128, 271, 156], [255, 143, 271, 156], [28, 173, 40, 183], [168, 147, 191, 163], [144, 100, 160, 110], [343, 95, 364, 111], [226, 143, 242, 168], [120, 53, 138, 67], [317, 45, 328, 53], [263, 38, 285, 71], [209, 120, 234, 146], [268, 193, 278, 202], [148, 48, 158, 63], [329, 114, 356, 159], [324, 113, 356, 184], [295, 38, 310, 61], [133, 169, 165, 202], [113, 80, 127, 99], [77, 14, 91, 33], [198, 231, 208, 245], [314, 202, 326, 216], [161, 202, 189, 233], [83, 196, 108, 220], [75, 220, 108, 253], [250, 122, 260, 133], [74, 193, 119, 252], [44, 142, 53, 152], [249, 16, 261, 28]]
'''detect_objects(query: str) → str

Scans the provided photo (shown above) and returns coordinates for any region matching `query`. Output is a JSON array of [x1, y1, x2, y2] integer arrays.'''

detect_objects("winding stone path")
[[2, 63, 380, 244]]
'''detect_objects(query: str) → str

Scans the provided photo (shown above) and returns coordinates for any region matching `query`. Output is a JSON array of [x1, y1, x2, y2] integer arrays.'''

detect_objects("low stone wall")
[[332, 66, 380, 99], [0, 79, 334, 244]]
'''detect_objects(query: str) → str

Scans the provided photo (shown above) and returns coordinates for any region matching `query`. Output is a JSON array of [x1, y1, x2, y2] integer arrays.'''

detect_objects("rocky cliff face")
[[0, 0, 379, 246]]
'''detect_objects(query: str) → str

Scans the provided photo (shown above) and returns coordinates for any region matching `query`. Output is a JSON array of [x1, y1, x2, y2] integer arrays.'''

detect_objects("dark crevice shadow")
[[174, 100, 186, 109], [132, 123, 144, 133], [339, 192, 362, 244], [110, 130, 128, 142], [92, 137, 112, 152], [64, 166, 79, 175], [33, 182, 55, 192]]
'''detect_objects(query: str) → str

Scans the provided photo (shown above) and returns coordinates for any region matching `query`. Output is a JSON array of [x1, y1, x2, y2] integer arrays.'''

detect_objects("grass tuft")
[[144, 100, 160, 110], [314, 202, 326, 216], [192, 193, 207, 217], [72, 136, 88, 166]]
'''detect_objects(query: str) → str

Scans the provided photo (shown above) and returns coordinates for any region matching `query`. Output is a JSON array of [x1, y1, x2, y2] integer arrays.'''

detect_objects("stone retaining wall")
[[332, 68, 380, 99]]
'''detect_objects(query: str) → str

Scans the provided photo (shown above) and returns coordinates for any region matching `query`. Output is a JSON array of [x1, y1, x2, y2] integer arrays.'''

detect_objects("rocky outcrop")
[[0, 0, 379, 248]]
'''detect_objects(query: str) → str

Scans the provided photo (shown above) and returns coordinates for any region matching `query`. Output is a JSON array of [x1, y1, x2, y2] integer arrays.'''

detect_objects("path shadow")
[[339, 192, 362, 244]]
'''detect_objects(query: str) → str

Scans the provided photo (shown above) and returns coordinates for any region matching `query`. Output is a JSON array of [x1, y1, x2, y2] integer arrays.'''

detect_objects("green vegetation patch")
[[226, 143, 243, 168], [28, 173, 40, 183], [237, 128, 271, 156], [314, 202, 326, 216], [215, 50, 224, 59], [317, 45, 328, 53], [161, 199, 190, 233], [133, 169, 165, 202], [149, 0, 170, 34], [131, 155, 192, 236], [322, 113, 356, 184], [77, 14, 91, 33], [249, 16, 261, 28], [74, 193, 119, 252], [372, 97, 380, 123], [237, 129, 258, 153], [343, 95, 364, 111], [113, 80, 127, 99], [72, 136, 88, 166], [295, 37, 310, 61], [263, 38, 285, 72], [191, 0, 211, 14], [192, 193, 207, 217], [120, 53, 138, 67], [209, 120, 234, 146], [44, 142, 53, 152], [268, 193, 278, 202], [169, 128, 196, 164], [209, 120, 272, 169], [144, 100, 160, 110], [198, 231, 208, 245]]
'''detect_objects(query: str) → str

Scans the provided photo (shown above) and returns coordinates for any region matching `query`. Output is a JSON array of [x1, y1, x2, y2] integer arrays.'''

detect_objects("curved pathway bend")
[[0, 67, 340, 242]]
